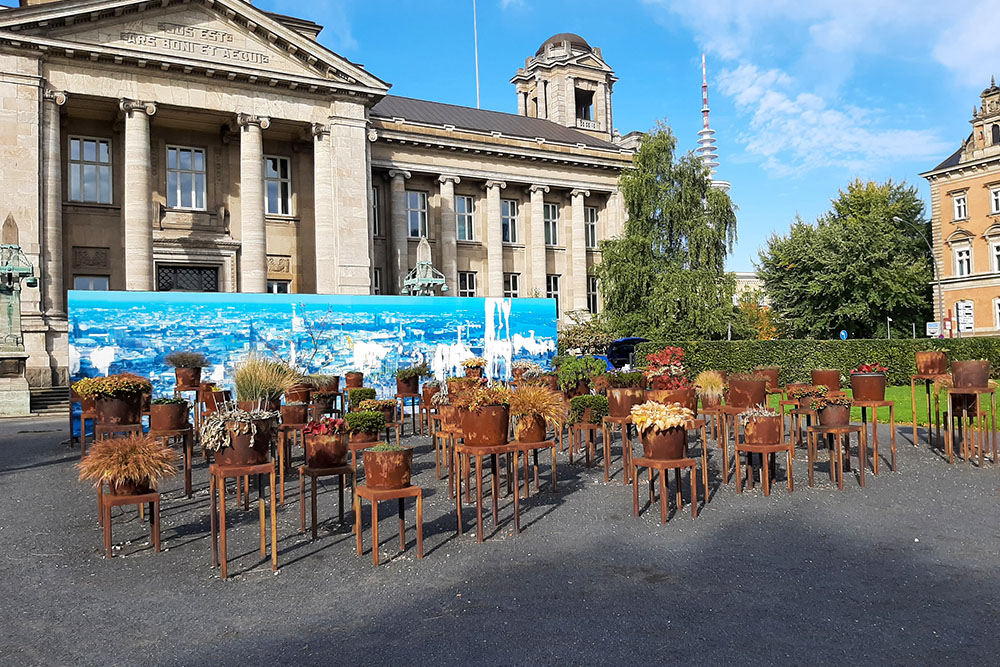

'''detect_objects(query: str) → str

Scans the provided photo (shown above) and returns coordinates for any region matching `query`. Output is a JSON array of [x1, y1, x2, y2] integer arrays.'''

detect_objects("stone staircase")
[[29, 386, 70, 417]]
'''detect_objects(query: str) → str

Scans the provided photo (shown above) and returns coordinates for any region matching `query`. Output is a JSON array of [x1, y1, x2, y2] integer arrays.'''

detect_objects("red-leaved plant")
[[643, 347, 693, 390], [303, 417, 348, 435], [851, 363, 888, 375]]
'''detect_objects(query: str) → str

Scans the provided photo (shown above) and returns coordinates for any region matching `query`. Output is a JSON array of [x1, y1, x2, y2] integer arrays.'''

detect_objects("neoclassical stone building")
[[0, 0, 633, 388]]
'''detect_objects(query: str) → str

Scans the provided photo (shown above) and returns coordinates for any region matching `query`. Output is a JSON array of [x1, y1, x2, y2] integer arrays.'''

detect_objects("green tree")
[[595, 122, 739, 339], [757, 179, 932, 339]]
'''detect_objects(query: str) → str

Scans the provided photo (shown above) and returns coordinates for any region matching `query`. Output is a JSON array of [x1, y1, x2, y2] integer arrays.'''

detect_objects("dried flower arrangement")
[[629, 401, 694, 431]]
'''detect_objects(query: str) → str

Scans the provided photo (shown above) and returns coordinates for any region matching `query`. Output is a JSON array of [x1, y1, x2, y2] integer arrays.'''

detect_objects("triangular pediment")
[[0, 0, 388, 92], [572, 55, 609, 71]]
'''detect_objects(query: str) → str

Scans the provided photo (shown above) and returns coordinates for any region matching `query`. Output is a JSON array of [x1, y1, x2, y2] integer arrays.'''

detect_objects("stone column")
[[120, 99, 156, 291], [330, 105, 373, 294], [570, 189, 590, 311], [312, 123, 336, 293], [236, 113, 269, 293], [41, 90, 67, 314], [485, 180, 505, 297], [438, 175, 460, 293], [388, 169, 410, 293], [536, 77, 547, 120], [528, 184, 549, 297]]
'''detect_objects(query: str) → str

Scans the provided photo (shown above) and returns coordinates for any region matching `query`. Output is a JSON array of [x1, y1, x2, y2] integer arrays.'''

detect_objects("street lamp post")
[[893, 215, 944, 337]]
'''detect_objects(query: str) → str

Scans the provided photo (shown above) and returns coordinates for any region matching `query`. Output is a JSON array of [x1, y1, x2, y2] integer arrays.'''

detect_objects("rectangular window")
[[587, 275, 599, 314], [68, 137, 112, 204], [995, 299, 1000, 330], [546, 274, 560, 314], [456, 195, 475, 241], [156, 265, 218, 292], [372, 268, 382, 295], [503, 273, 520, 298], [954, 193, 968, 220], [166, 146, 206, 209], [263, 156, 291, 216], [584, 206, 598, 249], [956, 247, 972, 276], [267, 280, 290, 294], [501, 199, 518, 243], [994, 243, 1000, 272], [405, 190, 428, 238], [73, 275, 109, 291], [544, 203, 559, 246], [991, 187, 1000, 215], [372, 185, 382, 236], [458, 271, 477, 297]]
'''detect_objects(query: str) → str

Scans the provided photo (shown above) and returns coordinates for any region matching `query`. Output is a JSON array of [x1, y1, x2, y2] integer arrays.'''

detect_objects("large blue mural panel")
[[67, 291, 557, 399]]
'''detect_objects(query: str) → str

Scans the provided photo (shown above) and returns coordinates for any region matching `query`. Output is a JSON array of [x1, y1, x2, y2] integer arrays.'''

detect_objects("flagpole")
[[473, 0, 481, 109]]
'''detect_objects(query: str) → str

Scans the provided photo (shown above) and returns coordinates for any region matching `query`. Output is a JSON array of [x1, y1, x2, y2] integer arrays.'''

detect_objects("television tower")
[[697, 54, 731, 193]]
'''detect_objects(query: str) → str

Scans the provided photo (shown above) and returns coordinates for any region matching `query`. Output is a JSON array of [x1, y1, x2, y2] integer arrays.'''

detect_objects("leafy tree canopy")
[[756, 179, 932, 339]]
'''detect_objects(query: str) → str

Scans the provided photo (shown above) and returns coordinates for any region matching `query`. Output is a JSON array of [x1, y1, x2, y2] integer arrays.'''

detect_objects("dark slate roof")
[[370, 94, 621, 151], [931, 141, 966, 172]]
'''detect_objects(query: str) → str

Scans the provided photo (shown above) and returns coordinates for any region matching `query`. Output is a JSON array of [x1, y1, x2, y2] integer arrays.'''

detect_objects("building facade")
[[922, 78, 1000, 336], [0, 0, 633, 388]]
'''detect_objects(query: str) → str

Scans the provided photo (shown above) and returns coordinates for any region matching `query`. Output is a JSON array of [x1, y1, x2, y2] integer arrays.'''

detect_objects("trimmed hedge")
[[634, 338, 1000, 387]]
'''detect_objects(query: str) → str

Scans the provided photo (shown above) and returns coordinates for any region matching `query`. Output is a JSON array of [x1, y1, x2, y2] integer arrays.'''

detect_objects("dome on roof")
[[536, 33, 591, 56]]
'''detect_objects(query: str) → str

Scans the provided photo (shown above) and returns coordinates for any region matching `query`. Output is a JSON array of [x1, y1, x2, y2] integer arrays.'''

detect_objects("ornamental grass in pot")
[[915, 350, 948, 376], [72, 373, 152, 425], [630, 401, 695, 460], [201, 406, 279, 466], [557, 355, 606, 397], [346, 410, 386, 445], [457, 384, 512, 448], [280, 401, 309, 425], [345, 371, 364, 389], [811, 369, 842, 391], [569, 394, 609, 425], [952, 359, 991, 389], [694, 370, 726, 409], [462, 356, 487, 378], [164, 351, 209, 389], [396, 362, 429, 395], [606, 371, 646, 418], [446, 376, 482, 404], [739, 404, 782, 444], [811, 396, 852, 427], [849, 363, 888, 401], [302, 417, 349, 467], [234, 355, 297, 412], [149, 397, 189, 431], [358, 398, 398, 426], [509, 385, 563, 442], [726, 373, 768, 409], [348, 387, 376, 412], [363, 441, 413, 490], [787, 384, 828, 409], [422, 380, 442, 407], [511, 360, 542, 383], [78, 433, 177, 495]]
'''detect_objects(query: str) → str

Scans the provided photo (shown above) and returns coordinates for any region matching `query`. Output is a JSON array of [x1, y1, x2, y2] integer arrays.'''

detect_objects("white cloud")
[[499, 0, 526, 9]]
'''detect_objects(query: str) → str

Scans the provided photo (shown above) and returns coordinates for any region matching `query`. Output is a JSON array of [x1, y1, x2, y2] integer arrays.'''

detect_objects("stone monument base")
[[0, 353, 31, 417]]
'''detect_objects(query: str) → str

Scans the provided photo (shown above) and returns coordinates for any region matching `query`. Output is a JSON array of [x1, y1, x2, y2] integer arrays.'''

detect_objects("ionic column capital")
[[485, 180, 507, 191], [311, 122, 330, 138], [119, 98, 156, 116], [438, 174, 461, 186], [570, 188, 591, 199], [529, 184, 550, 195], [236, 112, 270, 130], [388, 169, 411, 181], [43, 89, 68, 106]]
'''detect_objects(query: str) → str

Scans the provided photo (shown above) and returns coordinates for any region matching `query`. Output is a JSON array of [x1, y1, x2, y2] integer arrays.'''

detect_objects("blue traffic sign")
[[839, 330, 848, 340]]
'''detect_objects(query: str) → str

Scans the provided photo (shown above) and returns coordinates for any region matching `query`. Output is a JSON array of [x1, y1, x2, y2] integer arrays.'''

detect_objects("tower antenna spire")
[[697, 54, 730, 193]]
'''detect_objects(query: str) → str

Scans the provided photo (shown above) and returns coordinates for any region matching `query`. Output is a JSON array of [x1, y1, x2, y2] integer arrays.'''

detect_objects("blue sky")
[[261, 0, 999, 272]]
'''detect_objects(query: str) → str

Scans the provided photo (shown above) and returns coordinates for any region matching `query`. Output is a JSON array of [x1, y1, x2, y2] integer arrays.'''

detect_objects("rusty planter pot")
[[345, 372, 364, 389], [281, 403, 309, 425], [850, 373, 887, 401], [362, 448, 413, 490], [440, 405, 461, 431], [285, 384, 312, 404], [817, 405, 851, 427], [464, 366, 484, 378], [109, 479, 152, 496], [727, 378, 767, 409], [349, 429, 380, 445], [462, 406, 510, 448], [540, 374, 560, 391], [204, 390, 229, 415], [396, 376, 419, 395], [811, 369, 842, 391], [754, 367, 780, 393], [744, 415, 782, 444], [700, 394, 722, 410], [377, 406, 396, 426], [646, 388, 697, 412], [150, 403, 188, 431], [952, 360, 990, 389], [238, 399, 281, 413], [916, 351, 948, 376], [640, 426, 687, 460], [608, 388, 645, 418], [591, 375, 611, 395], [174, 367, 201, 388], [95, 395, 143, 425], [312, 395, 335, 416], [305, 433, 348, 467], [422, 385, 440, 407], [216, 419, 272, 466], [564, 379, 590, 398], [515, 414, 547, 443]]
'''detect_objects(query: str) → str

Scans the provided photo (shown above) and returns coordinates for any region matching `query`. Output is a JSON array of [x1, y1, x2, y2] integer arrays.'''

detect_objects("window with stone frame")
[[406, 190, 428, 238], [546, 274, 560, 313], [166, 146, 207, 210], [584, 206, 598, 249], [267, 279, 290, 294], [68, 137, 113, 204], [456, 195, 475, 241], [73, 275, 109, 291], [587, 275, 599, 314], [373, 267, 382, 295], [501, 199, 518, 243], [544, 203, 559, 246], [372, 185, 382, 236], [458, 271, 477, 297], [991, 187, 1000, 215], [156, 265, 218, 292], [264, 156, 292, 216], [503, 273, 520, 298], [955, 246, 972, 276], [953, 192, 968, 220]]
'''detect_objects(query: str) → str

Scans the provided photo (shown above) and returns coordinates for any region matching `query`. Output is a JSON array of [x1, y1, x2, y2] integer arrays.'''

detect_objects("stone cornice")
[[921, 152, 1000, 180]]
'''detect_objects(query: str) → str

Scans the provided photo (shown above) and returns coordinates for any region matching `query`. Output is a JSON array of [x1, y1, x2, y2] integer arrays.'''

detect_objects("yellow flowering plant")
[[629, 401, 694, 431]]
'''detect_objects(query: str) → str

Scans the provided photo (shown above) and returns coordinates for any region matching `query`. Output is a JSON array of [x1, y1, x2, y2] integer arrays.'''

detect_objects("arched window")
[[992, 124, 1000, 146]]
